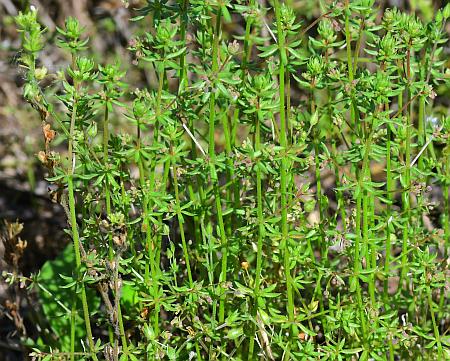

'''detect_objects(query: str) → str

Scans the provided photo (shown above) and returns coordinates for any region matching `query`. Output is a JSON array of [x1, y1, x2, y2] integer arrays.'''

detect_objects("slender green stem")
[[136, 123, 151, 278], [384, 103, 393, 301], [248, 108, 265, 359], [353, 130, 372, 343], [179, 0, 189, 88], [332, 141, 347, 232], [67, 55, 98, 361], [171, 144, 202, 361], [344, 1, 354, 82], [102, 99, 110, 163], [273, 0, 296, 345], [444, 146, 450, 259], [363, 171, 375, 303], [344, 0, 358, 141], [149, 67, 164, 188], [116, 305, 128, 355], [352, 18, 365, 76], [400, 45, 412, 285], [440, 137, 450, 319], [312, 99, 325, 258], [172, 152, 193, 286], [286, 69, 292, 143], [208, 6, 228, 324], [145, 66, 165, 335], [427, 286, 443, 358], [222, 112, 235, 248], [242, 1, 255, 73], [178, 0, 203, 266], [68, 176, 98, 361], [229, 0, 256, 227], [70, 300, 76, 361], [136, 121, 160, 335], [169, 141, 201, 358], [156, 161, 170, 268], [389, 334, 395, 361], [417, 96, 425, 171]]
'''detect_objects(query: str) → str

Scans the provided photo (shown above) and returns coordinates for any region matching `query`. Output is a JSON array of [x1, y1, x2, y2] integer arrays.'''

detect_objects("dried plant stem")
[[102, 95, 128, 355]]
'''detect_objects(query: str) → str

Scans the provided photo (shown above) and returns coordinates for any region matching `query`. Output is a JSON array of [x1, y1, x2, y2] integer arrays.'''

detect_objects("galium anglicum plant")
[[10, 0, 450, 360]]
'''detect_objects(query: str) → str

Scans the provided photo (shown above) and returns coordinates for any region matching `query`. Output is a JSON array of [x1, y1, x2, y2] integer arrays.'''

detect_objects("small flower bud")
[[241, 261, 249, 271], [37, 151, 47, 164], [227, 40, 240, 56], [34, 67, 47, 80]]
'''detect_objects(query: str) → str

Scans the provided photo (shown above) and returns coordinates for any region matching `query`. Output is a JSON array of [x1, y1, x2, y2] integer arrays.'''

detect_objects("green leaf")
[[260, 284, 280, 298], [341, 348, 364, 354], [221, 6, 232, 23], [298, 322, 317, 337], [258, 45, 278, 58], [234, 281, 252, 296], [227, 327, 243, 339], [166, 47, 186, 60]]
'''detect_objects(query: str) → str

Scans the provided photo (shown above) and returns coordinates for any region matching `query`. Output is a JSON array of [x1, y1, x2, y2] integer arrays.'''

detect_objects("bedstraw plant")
[[9, 1, 450, 360]]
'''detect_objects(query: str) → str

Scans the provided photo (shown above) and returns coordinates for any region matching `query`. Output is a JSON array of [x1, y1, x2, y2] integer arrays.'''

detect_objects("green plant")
[[10, 1, 450, 360]]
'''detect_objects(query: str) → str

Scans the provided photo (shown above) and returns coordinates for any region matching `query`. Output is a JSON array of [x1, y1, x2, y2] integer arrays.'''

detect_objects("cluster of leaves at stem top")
[[13, 0, 450, 360]]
